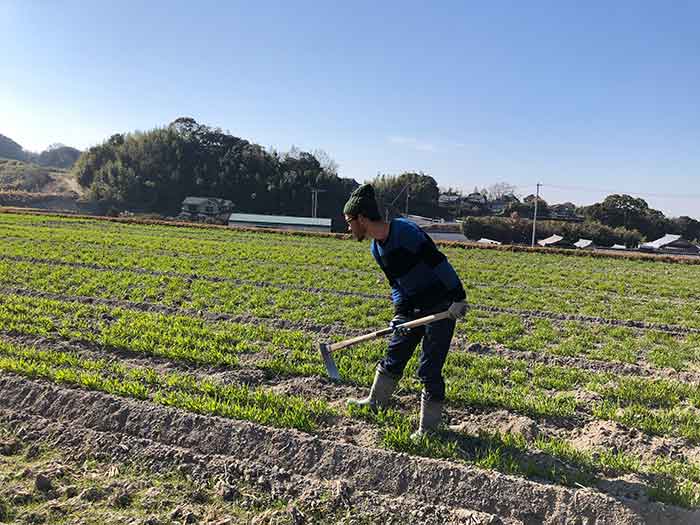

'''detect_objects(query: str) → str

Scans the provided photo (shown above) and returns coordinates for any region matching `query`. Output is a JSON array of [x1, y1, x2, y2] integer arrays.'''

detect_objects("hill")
[[0, 134, 26, 161], [0, 133, 81, 169], [35, 144, 81, 168], [0, 157, 83, 194]]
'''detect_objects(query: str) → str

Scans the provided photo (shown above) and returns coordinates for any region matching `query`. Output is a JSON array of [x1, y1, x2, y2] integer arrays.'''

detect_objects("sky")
[[1, 1, 699, 217]]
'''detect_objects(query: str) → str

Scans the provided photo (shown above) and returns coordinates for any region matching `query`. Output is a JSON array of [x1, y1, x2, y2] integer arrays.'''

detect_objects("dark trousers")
[[378, 301, 456, 402]]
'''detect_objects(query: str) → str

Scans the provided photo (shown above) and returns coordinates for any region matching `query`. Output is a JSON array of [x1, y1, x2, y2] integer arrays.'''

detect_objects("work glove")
[[389, 314, 412, 336], [447, 301, 468, 320]]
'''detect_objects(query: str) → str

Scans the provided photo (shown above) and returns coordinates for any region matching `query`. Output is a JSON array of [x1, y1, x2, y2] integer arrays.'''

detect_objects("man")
[[343, 184, 467, 438]]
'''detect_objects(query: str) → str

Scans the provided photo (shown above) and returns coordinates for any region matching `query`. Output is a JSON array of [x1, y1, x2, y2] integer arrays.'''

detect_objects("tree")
[[312, 149, 339, 177], [505, 194, 549, 219], [581, 194, 673, 240], [372, 172, 443, 219], [485, 182, 519, 200], [71, 118, 359, 229]]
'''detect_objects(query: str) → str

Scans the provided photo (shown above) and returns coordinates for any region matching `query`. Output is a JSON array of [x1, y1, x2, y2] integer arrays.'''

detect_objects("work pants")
[[378, 300, 456, 402]]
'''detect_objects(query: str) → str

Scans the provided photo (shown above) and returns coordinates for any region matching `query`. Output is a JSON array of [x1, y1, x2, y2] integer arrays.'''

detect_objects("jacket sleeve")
[[372, 243, 411, 315], [409, 229, 467, 303]]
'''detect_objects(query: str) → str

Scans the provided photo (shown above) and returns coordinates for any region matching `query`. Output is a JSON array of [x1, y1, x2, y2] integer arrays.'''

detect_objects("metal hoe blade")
[[319, 343, 340, 380]]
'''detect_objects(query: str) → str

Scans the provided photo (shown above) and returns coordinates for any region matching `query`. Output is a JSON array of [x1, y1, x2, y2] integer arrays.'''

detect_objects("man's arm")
[[403, 227, 466, 302], [372, 242, 411, 315]]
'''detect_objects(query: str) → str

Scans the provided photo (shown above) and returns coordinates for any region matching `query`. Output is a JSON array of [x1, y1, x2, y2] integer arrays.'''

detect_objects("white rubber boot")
[[411, 391, 443, 440], [347, 368, 399, 411]]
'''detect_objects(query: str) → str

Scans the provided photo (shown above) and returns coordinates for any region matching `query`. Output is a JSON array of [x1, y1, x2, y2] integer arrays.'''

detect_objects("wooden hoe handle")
[[327, 310, 451, 353]]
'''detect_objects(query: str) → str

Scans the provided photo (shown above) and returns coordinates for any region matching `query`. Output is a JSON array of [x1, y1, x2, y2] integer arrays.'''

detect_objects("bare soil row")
[[4, 331, 700, 495], [2, 371, 697, 524]]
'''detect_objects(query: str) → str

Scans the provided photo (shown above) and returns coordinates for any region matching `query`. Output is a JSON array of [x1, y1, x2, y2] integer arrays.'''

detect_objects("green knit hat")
[[343, 184, 380, 220]]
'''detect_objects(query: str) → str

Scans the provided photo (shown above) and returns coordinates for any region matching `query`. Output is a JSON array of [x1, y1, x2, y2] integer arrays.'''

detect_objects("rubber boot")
[[346, 368, 398, 412], [410, 391, 443, 440]]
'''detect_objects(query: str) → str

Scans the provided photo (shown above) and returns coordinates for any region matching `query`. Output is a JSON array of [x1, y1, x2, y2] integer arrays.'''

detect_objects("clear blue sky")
[[2, 1, 699, 217]]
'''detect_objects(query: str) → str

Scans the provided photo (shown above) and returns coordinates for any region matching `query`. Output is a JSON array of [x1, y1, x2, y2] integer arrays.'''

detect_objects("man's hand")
[[389, 314, 411, 336], [447, 301, 468, 320]]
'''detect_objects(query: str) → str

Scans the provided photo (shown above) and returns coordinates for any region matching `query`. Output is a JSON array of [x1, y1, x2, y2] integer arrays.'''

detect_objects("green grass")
[[0, 339, 332, 433]]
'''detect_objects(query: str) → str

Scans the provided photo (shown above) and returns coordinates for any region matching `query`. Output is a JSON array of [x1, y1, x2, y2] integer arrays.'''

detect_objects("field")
[[2, 211, 700, 524]]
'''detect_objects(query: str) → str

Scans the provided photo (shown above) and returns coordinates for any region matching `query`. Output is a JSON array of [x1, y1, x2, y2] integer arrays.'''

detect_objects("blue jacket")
[[371, 218, 466, 315]]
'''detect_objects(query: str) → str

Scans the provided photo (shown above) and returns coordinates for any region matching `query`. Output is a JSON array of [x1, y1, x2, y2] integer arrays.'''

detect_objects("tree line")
[[461, 216, 642, 247], [72, 118, 359, 229], [69, 119, 699, 240]]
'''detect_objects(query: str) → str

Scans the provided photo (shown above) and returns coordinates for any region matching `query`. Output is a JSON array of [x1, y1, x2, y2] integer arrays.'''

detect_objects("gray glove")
[[447, 301, 468, 320], [389, 314, 412, 336]]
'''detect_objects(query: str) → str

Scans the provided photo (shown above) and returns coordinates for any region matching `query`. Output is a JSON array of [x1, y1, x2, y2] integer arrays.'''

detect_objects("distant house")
[[574, 238, 595, 249], [406, 214, 444, 226], [537, 234, 572, 248], [409, 215, 466, 242], [488, 194, 520, 215], [228, 213, 331, 233], [465, 192, 487, 205], [477, 238, 501, 245], [438, 194, 461, 207], [180, 196, 233, 219], [639, 234, 699, 255], [549, 203, 583, 222], [426, 231, 467, 242]]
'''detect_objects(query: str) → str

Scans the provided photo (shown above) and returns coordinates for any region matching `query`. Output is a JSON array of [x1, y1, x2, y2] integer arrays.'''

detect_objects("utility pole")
[[531, 183, 541, 247], [386, 182, 411, 220], [310, 188, 326, 218]]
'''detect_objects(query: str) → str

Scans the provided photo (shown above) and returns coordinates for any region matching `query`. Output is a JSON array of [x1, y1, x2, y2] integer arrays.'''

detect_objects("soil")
[[2, 373, 699, 524]]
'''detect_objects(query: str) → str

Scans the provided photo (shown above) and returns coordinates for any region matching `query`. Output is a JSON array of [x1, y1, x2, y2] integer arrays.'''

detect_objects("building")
[[537, 234, 573, 248], [407, 215, 466, 242], [574, 238, 595, 249], [549, 203, 582, 221], [406, 214, 445, 226], [465, 192, 488, 205], [228, 213, 332, 233], [180, 196, 233, 219], [438, 194, 461, 207], [639, 234, 699, 255], [487, 194, 520, 215], [477, 238, 501, 245]]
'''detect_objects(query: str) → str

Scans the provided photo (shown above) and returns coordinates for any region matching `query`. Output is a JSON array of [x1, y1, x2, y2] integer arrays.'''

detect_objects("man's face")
[[345, 214, 366, 241]]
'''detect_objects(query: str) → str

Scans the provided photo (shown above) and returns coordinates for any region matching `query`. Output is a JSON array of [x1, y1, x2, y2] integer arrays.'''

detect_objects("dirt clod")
[[109, 490, 132, 508], [215, 481, 240, 502], [0, 438, 20, 456], [25, 444, 41, 460], [79, 487, 105, 502], [34, 474, 53, 493], [11, 491, 33, 506]]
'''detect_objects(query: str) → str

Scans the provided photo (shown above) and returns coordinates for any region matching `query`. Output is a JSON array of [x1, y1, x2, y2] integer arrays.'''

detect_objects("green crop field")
[[2, 210, 700, 523]]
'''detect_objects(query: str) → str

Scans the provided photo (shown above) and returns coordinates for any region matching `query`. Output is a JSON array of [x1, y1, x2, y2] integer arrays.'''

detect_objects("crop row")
[[3, 232, 699, 311], [4, 213, 700, 304], [4, 230, 695, 310], [4, 257, 700, 369], [1, 334, 699, 507], [4, 213, 700, 326], [3, 239, 700, 331], [4, 292, 700, 445], [0, 338, 330, 432]]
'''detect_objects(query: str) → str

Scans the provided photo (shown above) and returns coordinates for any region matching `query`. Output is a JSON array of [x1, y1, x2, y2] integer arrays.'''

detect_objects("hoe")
[[319, 310, 451, 380]]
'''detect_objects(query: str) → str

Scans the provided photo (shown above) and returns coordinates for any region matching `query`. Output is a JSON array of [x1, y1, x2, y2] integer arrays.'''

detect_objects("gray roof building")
[[228, 213, 331, 232], [639, 234, 699, 254]]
